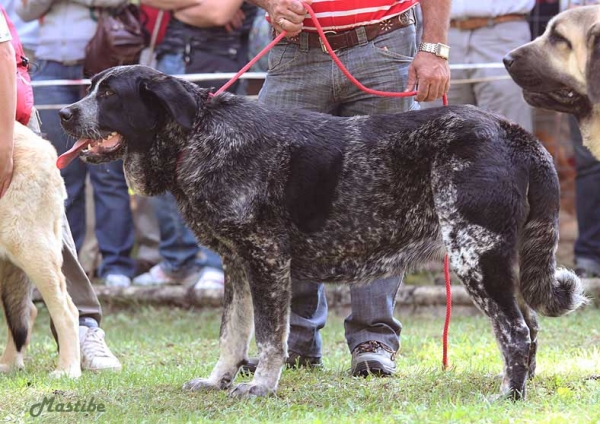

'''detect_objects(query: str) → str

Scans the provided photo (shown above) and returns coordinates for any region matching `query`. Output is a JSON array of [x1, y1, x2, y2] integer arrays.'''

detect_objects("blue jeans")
[[258, 24, 416, 355], [152, 53, 223, 275], [570, 116, 600, 271], [32, 60, 135, 278]]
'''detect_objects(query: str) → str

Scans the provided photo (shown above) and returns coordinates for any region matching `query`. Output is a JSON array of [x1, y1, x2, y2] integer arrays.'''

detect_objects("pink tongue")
[[56, 139, 92, 169]]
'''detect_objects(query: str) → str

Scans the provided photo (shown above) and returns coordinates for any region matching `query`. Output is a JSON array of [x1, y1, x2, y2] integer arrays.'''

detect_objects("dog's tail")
[[519, 143, 587, 317], [0, 263, 35, 360]]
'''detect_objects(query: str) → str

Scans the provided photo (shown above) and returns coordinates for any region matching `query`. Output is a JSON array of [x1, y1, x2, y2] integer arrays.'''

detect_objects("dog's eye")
[[99, 89, 115, 98], [550, 31, 572, 49]]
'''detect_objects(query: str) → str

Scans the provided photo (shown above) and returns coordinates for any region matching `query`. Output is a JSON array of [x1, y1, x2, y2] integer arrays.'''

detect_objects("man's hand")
[[265, 0, 311, 37], [405, 52, 450, 102], [0, 145, 14, 199]]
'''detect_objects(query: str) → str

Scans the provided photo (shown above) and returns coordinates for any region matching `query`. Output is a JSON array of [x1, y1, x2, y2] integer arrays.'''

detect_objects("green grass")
[[0, 304, 599, 423]]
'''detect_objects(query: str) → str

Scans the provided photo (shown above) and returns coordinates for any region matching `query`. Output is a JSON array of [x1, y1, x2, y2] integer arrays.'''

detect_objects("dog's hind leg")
[[0, 260, 35, 373], [444, 233, 531, 400], [183, 255, 254, 392], [517, 295, 538, 379], [11, 237, 81, 379]]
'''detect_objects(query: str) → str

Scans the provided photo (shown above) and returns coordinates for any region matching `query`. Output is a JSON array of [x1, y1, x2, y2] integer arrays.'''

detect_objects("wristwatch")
[[418, 42, 450, 60]]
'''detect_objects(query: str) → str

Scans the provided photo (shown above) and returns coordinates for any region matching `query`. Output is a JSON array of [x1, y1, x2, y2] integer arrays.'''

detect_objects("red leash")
[[211, 3, 452, 370]]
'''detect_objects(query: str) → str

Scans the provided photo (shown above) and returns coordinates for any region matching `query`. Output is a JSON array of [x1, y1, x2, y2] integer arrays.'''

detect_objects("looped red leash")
[[210, 3, 452, 370]]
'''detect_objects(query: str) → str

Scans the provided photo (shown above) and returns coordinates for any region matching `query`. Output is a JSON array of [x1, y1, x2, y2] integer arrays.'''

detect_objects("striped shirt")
[[300, 0, 419, 32]]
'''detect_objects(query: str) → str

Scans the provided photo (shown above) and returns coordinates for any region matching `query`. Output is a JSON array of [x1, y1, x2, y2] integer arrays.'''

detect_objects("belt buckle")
[[398, 9, 414, 27], [319, 31, 337, 53]]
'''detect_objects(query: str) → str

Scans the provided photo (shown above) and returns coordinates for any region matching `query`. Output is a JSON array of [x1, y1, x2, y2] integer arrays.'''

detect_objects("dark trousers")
[[570, 115, 600, 269], [33, 60, 135, 279]]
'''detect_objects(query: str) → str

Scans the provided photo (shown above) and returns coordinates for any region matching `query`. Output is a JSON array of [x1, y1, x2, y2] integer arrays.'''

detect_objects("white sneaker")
[[103, 274, 132, 288], [192, 267, 225, 291], [133, 264, 200, 286], [79, 327, 122, 372]]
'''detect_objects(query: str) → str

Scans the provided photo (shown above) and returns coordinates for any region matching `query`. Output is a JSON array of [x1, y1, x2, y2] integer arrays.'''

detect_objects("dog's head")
[[58, 65, 199, 169], [504, 6, 600, 118]]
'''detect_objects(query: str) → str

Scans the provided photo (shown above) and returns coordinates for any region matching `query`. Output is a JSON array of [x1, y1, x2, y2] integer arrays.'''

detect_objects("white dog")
[[0, 122, 80, 378]]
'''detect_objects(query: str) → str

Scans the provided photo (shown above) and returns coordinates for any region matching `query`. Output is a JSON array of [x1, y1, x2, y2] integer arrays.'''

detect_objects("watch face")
[[437, 44, 450, 58]]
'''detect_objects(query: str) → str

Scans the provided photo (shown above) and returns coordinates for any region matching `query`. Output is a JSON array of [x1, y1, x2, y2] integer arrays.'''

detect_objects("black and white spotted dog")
[[58, 65, 586, 400]]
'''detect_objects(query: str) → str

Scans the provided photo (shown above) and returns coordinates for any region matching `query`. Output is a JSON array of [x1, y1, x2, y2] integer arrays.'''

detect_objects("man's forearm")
[[419, 0, 450, 44]]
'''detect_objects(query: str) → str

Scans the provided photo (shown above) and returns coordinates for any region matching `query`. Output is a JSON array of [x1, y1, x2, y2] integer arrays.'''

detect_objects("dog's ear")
[[586, 22, 600, 103], [139, 75, 197, 130]]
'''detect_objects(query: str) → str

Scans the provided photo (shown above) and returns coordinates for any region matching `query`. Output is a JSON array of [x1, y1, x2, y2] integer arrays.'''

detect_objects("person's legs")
[[60, 212, 102, 325], [135, 192, 201, 283], [336, 24, 414, 374], [89, 160, 136, 282], [569, 116, 600, 275], [256, 24, 413, 369], [32, 61, 88, 250], [32, 65, 121, 370], [288, 280, 327, 358], [58, 206, 122, 371], [446, 28, 476, 107], [469, 21, 533, 132], [255, 39, 339, 359]]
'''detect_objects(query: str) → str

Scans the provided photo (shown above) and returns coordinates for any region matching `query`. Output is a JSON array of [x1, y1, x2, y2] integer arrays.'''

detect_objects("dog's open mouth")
[[56, 132, 122, 169]]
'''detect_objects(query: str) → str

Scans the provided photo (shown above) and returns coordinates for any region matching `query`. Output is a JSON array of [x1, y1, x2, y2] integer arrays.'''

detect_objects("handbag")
[[83, 4, 148, 77]]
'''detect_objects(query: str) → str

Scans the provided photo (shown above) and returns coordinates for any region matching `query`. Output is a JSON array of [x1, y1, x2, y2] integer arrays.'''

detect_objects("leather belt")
[[450, 14, 527, 31], [283, 9, 416, 53]]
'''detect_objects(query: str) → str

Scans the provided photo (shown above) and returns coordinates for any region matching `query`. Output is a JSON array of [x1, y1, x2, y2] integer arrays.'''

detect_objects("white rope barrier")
[[29, 63, 513, 110], [29, 63, 509, 88]]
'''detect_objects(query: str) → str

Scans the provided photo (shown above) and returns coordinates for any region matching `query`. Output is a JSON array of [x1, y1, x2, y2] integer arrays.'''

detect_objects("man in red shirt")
[[236, 0, 450, 377]]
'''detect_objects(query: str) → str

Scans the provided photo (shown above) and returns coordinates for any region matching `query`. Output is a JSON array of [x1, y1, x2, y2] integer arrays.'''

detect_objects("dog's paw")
[[50, 367, 81, 379], [229, 382, 273, 398], [0, 363, 13, 373], [182, 378, 221, 392], [489, 387, 526, 403]]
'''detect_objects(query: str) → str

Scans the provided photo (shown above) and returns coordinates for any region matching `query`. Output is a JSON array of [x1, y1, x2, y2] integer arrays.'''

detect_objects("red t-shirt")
[[301, 0, 419, 32]]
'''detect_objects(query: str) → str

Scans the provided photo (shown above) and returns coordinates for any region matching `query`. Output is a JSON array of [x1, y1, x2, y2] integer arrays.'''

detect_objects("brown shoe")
[[240, 351, 322, 375], [351, 341, 396, 377]]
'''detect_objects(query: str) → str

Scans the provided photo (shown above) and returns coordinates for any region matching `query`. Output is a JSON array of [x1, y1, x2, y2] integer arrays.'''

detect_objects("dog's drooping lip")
[[519, 87, 588, 115], [56, 132, 122, 169]]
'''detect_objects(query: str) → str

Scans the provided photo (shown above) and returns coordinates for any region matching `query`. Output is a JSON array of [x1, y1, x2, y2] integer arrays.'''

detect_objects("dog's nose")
[[59, 107, 73, 122], [503, 54, 515, 69]]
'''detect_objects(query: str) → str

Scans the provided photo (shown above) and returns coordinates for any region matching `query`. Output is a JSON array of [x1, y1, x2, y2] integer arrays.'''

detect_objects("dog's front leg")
[[229, 254, 291, 398], [183, 255, 254, 392]]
